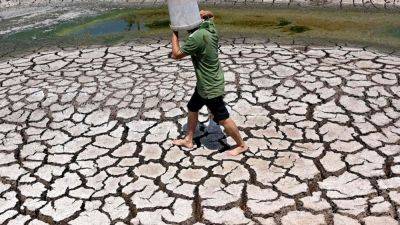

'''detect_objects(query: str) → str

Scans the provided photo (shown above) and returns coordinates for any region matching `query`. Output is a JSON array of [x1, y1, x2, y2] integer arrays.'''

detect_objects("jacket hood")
[[199, 19, 216, 33]]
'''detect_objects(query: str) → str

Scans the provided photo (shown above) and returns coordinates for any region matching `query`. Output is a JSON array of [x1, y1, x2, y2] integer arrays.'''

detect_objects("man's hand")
[[171, 31, 187, 60], [200, 10, 214, 20]]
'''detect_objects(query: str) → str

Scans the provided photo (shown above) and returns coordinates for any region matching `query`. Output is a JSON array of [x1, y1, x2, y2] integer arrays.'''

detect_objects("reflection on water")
[[289, 25, 310, 33], [391, 28, 400, 38], [73, 19, 147, 37]]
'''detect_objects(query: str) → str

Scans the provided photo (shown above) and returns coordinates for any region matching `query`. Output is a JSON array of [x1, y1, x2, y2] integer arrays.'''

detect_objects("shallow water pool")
[[391, 28, 400, 38], [72, 19, 147, 37]]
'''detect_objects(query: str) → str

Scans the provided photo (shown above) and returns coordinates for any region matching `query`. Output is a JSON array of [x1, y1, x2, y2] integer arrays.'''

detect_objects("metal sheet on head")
[[167, 0, 202, 31]]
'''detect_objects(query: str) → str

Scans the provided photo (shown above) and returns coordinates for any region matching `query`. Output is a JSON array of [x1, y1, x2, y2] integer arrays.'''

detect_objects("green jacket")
[[181, 19, 225, 99]]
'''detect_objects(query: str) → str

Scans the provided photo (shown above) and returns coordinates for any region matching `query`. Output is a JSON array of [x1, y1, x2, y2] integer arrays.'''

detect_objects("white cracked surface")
[[0, 39, 399, 224]]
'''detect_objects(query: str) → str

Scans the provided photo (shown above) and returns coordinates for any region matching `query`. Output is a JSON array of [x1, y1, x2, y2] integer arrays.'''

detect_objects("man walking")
[[170, 10, 248, 156]]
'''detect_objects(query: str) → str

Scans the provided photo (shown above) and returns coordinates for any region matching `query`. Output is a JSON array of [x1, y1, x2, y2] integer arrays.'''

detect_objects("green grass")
[[1, 5, 399, 58], [277, 18, 292, 27], [211, 6, 400, 49]]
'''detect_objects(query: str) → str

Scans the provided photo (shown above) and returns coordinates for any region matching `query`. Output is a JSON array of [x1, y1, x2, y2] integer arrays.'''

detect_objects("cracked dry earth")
[[0, 38, 400, 225]]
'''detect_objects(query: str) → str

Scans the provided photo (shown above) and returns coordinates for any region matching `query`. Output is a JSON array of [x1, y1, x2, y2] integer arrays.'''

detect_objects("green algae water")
[[72, 19, 147, 37], [390, 28, 400, 38], [1, 6, 400, 60]]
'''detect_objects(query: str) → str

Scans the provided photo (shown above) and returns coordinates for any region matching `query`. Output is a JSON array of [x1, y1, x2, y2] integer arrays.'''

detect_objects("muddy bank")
[[1, 0, 399, 10]]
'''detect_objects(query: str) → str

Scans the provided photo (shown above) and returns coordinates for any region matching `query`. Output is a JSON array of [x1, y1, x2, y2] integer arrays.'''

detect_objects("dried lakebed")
[[0, 39, 399, 224]]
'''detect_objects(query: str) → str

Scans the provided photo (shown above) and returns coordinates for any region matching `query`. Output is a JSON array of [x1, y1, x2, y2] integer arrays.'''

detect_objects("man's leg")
[[206, 96, 248, 156], [172, 88, 204, 149], [172, 111, 198, 148], [219, 118, 248, 156]]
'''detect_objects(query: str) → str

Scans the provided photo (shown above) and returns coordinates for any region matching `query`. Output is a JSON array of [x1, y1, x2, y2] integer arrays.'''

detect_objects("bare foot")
[[227, 144, 248, 156], [172, 138, 194, 149]]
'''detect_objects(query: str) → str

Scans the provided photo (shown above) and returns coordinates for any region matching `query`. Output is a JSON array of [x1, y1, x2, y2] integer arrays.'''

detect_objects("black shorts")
[[187, 88, 230, 123]]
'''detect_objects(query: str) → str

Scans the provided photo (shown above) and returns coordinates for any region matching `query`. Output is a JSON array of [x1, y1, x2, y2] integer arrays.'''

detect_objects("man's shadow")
[[181, 120, 231, 152]]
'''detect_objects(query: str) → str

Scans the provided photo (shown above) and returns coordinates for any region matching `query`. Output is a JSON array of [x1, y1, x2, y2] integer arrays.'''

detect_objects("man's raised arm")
[[171, 31, 187, 60]]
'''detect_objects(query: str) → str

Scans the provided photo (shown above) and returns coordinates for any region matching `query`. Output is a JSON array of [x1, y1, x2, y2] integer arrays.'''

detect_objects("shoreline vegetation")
[[1, 5, 399, 59]]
